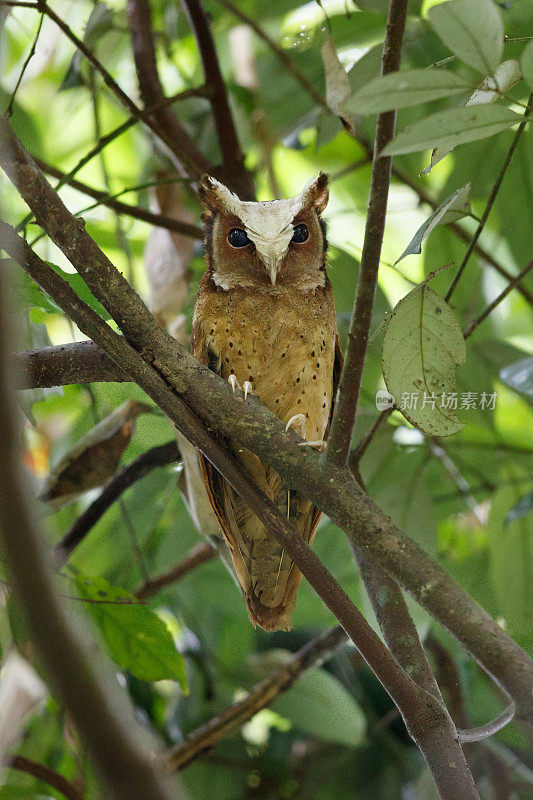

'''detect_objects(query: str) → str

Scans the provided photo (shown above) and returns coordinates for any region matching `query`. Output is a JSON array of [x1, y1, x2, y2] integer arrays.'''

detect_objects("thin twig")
[[135, 542, 216, 600], [6, 12, 44, 116], [54, 441, 180, 565], [167, 627, 348, 770], [35, 158, 202, 238], [326, 0, 407, 468], [9, 754, 86, 800], [458, 704, 516, 744], [181, 0, 254, 198], [445, 96, 532, 301], [2, 120, 532, 724], [463, 259, 533, 338]]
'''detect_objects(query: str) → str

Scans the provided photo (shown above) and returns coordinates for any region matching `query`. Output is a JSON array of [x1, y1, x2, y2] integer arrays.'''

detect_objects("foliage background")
[[1, 0, 532, 797]]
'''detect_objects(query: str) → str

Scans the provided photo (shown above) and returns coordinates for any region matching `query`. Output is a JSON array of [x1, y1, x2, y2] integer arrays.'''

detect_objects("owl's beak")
[[257, 253, 281, 285]]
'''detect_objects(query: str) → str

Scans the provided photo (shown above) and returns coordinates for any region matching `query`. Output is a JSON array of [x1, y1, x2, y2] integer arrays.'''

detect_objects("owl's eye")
[[291, 223, 309, 244], [228, 228, 251, 248]]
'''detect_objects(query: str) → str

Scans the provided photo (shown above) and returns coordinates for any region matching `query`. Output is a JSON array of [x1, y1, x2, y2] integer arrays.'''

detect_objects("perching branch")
[[167, 627, 348, 770], [14, 341, 128, 389], [135, 541, 217, 600], [1, 117, 532, 727], [0, 256, 186, 800], [54, 441, 181, 565], [181, 0, 255, 199], [126, 0, 212, 178], [446, 95, 533, 302], [326, 0, 407, 469], [9, 754, 86, 800]]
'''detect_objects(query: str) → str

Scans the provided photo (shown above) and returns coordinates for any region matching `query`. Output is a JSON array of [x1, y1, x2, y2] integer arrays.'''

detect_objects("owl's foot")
[[285, 414, 327, 451], [228, 375, 253, 401]]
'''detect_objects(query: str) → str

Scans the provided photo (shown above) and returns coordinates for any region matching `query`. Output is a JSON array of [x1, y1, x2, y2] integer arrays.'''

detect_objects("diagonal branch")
[[167, 627, 348, 770], [126, 0, 212, 178], [326, 0, 407, 469], [54, 441, 181, 565], [135, 541, 217, 600], [9, 755, 86, 800], [463, 258, 533, 338], [1, 117, 532, 726], [181, 0, 255, 199]]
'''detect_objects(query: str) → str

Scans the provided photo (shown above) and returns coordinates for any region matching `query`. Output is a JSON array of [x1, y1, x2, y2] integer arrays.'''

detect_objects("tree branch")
[[54, 441, 180, 565], [14, 341, 128, 389], [39, 0, 208, 177], [0, 254, 186, 800], [446, 96, 533, 302], [326, 0, 407, 468], [167, 627, 348, 770], [135, 541, 217, 600], [126, 0, 212, 178], [9, 754, 86, 800], [34, 158, 202, 239], [181, 0, 254, 199], [1, 118, 532, 726]]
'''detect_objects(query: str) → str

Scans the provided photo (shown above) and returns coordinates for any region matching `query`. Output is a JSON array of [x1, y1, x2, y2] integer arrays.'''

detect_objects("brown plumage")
[[193, 174, 340, 630]]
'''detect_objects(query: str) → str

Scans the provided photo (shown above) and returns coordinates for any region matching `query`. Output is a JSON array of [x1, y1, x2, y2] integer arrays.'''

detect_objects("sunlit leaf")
[[394, 183, 471, 263], [344, 68, 472, 115], [73, 573, 188, 689], [422, 60, 522, 173], [382, 283, 466, 436], [428, 0, 503, 75], [382, 105, 521, 157]]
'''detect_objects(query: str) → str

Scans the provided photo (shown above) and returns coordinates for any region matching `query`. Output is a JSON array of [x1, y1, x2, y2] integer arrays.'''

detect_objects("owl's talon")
[[228, 374, 241, 393], [298, 440, 327, 452], [285, 413, 307, 440], [243, 380, 253, 401]]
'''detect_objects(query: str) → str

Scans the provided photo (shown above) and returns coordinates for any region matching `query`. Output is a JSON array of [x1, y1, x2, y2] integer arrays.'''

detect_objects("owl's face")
[[199, 174, 329, 291]]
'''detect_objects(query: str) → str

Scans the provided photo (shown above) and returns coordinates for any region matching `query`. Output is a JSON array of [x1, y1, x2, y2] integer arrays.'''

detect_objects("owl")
[[192, 173, 341, 631]]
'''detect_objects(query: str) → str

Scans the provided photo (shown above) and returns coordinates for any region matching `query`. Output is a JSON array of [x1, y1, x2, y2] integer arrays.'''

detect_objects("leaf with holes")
[[395, 183, 471, 264], [428, 0, 503, 76], [343, 68, 472, 115], [382, 284, 466, 436]]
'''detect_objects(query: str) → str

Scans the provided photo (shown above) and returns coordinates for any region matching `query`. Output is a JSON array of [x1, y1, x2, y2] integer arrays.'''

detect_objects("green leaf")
[[343, 69, 472, 115], [47, 262, 111, 321], [382, 105, 521, 156], [256, 654, 365, 748], [428, 0, 503, 76], [505, 490, 533, 526], [382, 283, 466, 436], [73, 573, 188, 689], [394, 183, 471, 264], [522, 40, 533, 92], [500, 357, 533, 399], [60, 3, 114, 91]]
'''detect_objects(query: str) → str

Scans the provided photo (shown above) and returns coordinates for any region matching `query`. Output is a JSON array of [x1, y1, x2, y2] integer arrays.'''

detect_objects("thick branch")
[[167, 627, 348, 770], [181, 0, 254, 199], [35, 159, 202, 239], [54, 441, 180, 565], [1, 118, 532, 724], [14, 341, 128, 389], [126, 0, 212, 178], [135, 542, 216, 600], [0, 262, 185, 800], [326, 0, 407, 468], [9, 755, 86, 800]]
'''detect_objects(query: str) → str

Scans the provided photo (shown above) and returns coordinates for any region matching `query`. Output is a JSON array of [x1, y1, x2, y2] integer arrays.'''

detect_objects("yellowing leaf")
[[321, 35, 356, 135], [382, 284, 466, 436]]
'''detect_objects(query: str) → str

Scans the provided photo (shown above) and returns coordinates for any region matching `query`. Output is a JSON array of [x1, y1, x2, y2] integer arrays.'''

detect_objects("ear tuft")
[[301, 172, 329, 214]]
